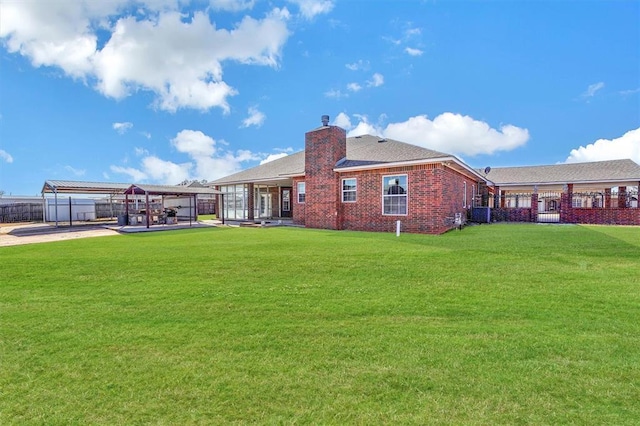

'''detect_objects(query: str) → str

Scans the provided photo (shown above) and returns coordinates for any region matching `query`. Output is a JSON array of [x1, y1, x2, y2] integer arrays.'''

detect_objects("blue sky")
[[1, 0, 638, 196]]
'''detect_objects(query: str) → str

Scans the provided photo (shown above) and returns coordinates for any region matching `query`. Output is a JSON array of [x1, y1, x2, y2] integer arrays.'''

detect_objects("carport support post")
[[145, 191, 150, 229], [54, 188, 59, 227], [41, 193, 46, 223], [69, 197, 73, 227], [220, 194, 225, 225]]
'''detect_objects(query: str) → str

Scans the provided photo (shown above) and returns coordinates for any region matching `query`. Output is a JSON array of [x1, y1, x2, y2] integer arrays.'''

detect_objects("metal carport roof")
[[123, 184, 223, 196], [42, 180, 131, 194]]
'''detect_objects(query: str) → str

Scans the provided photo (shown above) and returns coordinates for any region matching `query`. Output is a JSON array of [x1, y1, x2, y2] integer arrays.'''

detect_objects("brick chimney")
[[304, 115, 347, 230]]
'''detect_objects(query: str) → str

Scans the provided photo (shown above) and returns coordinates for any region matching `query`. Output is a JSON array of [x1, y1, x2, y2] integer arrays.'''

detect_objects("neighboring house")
[[212, 117, 488, 234], [482, 160, 640, 225]]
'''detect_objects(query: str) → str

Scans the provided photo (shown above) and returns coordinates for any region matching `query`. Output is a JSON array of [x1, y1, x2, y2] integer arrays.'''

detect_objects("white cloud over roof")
[[340, 112, 530, 157], [565, 127, 640, 165], [110, 128, 276, 184]]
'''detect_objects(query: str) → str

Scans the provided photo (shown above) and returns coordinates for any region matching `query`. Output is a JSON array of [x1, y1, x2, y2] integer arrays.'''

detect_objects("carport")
[[123, 184, 224, 228], [41, 180, 131, 227]]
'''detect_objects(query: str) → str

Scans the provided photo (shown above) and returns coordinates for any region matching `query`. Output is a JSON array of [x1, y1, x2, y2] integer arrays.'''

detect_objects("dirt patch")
[[0, 223, 121, 247]]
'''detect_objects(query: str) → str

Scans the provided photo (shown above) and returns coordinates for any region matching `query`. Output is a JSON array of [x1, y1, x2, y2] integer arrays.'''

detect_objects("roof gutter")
[[334, 156, 493, 184]]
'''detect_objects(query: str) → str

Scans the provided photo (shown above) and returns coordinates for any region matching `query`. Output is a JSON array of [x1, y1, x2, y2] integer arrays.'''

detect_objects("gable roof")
[[211, 134, 456, 185], [483, 159, 640, 187]]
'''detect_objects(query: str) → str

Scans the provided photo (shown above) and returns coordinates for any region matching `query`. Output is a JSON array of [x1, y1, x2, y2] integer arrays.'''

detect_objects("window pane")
[[342, 178, 357, 202], [343, 191, 356, 202], [382, 175, 407, 215], [383, 175, 407, 194]]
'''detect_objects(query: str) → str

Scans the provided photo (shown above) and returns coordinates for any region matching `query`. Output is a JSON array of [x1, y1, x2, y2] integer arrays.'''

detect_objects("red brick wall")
[[565, 208, 640, 225], [292, 176, 306, 226], [491, 208, 533, 222], [304, 125, 347, 230], [338, 164, 477, 234]]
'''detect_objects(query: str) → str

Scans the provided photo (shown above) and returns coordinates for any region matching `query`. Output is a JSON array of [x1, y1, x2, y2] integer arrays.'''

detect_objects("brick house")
[[212, 117, 488, 234]]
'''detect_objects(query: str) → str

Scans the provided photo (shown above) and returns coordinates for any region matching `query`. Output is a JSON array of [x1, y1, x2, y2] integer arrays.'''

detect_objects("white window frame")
[[382, 174, 408, 216], [342, 178, 357, 203], [297, 182, 306, 204]]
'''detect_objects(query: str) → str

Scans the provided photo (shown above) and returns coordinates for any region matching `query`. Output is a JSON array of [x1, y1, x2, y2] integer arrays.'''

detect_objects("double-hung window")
[[342, 178, 357, 202], [382, 175, 407, 215], [297, 182, 306, 203]]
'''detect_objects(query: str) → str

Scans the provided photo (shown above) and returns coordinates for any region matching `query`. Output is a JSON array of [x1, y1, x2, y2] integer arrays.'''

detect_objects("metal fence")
[[0, 203, 44, 223], [501, 192, 533, 208]]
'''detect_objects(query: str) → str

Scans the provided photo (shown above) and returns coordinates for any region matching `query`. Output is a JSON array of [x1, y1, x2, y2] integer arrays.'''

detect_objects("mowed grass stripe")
[[1, 224, 639, 424]]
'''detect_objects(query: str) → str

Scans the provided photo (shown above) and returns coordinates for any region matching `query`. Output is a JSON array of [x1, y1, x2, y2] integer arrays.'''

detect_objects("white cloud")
[[0, 1, 291, 112], [324, 88, 348, 99], [64, 165, 86, 176], [345, 59, 369, 71], [209, 0, 256, 12], [134, 147, 150, 157], [366, 73, 384, 88], [288, 0, 334, 20], [0, 149, 14, 163], [110, 165, 148, 182], [565, 127, 640, 164], [241, 106, 266, 128], [110, 128, 276, 184], [172, 130, 216, 158], [619, 87, 640, 96], [581, 82, 605, 99], [340, 112, 529, 157], [347, 82, 362, 92], [113, 121, 133, 134], [260, 153, 288, 164], [141, 156, 192, 184], [405, 47, 423, 56], [405, 27, 421, 38], [333, 112, 352, 129]]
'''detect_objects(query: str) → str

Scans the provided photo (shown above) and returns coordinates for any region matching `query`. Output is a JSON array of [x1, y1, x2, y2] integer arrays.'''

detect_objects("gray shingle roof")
[[211, 151, 306, 185], [211, 135, 451, 185], [483, 159, 640, 186]]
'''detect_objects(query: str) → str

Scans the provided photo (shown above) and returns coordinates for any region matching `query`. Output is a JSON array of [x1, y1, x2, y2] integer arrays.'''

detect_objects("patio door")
[[259, 193, 272, 218], [281, 187, 292, 218]]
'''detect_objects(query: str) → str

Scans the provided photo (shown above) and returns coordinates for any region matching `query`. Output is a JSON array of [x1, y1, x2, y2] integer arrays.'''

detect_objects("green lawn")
[[1, 224, 639, 424]]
